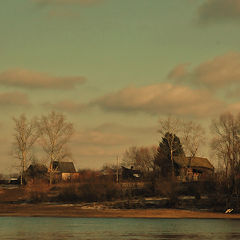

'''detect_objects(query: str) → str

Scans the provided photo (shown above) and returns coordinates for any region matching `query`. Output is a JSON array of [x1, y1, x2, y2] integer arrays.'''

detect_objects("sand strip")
[[0, 204, 239, 219]]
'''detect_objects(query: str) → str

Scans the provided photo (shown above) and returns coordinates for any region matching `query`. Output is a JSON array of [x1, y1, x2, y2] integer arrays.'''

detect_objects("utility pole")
[[116, 155, 119, 183]]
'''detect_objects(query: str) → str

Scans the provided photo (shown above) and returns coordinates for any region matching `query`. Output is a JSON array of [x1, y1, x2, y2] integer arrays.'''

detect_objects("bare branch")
[[12, 114, 39, 184], [38, 111, 74, 184]]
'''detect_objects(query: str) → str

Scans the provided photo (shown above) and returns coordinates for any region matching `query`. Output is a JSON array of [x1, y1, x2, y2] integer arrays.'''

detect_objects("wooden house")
[[25, 164, 48, 183], [121, 166, 142, 180], [174, 156, 214, 181], [51, 161, 78, 181]]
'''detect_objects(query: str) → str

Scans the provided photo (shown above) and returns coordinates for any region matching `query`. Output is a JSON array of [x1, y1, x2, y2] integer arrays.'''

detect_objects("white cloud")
[[0, 69, 86, 89], [169, 52, 240, 90], [93, 83, 223, 117]]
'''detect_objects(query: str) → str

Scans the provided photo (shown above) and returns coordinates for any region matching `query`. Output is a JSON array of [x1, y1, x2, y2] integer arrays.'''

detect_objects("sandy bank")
[[0, 204, 239, 219]]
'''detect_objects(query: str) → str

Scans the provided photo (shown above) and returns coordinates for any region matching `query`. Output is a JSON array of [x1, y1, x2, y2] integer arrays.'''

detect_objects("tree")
[[211, 112, 240, 195], [13, 114, 38, 185], [154, 132, 185, 177], [122, 146, 157, 177], [182, 121, 205, 168], [25, 163, 48, 183], [38, 111, 74, 184], [157, 116, 206, 178], [158, 116, 183, 177]]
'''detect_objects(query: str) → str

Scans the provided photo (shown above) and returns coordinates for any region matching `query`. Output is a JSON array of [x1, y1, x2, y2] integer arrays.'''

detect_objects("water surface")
[[0, 217, 239, 240]]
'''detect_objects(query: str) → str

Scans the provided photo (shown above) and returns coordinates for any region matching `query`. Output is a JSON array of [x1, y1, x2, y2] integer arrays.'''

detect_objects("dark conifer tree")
[[154, 132, 185, 177]]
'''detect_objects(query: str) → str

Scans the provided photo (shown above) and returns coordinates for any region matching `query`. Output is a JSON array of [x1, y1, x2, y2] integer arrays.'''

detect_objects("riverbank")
[[0, 203, 239, 219], [0, 185, 239, 219]]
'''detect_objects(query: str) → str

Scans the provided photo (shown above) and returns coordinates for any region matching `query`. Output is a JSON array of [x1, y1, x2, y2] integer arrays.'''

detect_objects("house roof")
[[121, 166, 141, 174], [53, 161, 76, 173], [28, 164, 48, 173], [174, 156, 214, 170]]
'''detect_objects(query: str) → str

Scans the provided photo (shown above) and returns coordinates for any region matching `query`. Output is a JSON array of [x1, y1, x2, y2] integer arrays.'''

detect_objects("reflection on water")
[[0, 217, 239, 240]]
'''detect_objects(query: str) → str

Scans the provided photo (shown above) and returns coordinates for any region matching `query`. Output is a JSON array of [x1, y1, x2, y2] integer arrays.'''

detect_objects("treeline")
[[13, 111, 73, 184], [121, 116, 205, 177], [10, 111, 240, 212], [118, 113, 240, 212], [122, 114, 240, 180]]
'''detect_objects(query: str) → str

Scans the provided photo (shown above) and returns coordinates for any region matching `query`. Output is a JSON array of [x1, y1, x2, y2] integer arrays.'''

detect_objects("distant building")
[[27, 164, 48, 177], [24, 164, 48, 183], [121, 166, 142, 180], [174, 156, 214, 181], [51, 161, 78, 181], [0, 178, 19, 185]]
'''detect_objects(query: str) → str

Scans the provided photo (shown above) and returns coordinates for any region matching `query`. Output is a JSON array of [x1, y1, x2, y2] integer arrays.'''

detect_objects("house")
[[51, 161, 78, 181], [24, 164, 48, 183], [27, 164, 48, 178], [174, 156, 214, 181], [121, 166, 142, 180]]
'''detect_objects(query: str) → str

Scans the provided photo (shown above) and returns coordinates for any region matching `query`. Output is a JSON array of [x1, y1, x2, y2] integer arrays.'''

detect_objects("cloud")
[[168, 63, 189, 81], [43, 100, 86, 113], [70, 124, 132, 169], [198, 0, 240, 24], [92, 83, 223, 117], [34, 0, 103, 5], [48, 9, 80, 18], [193, 52, 240, 87], [71, 122, 158, 152], [227, 102, 240, 113], [0, 92, 30, 107], [169, 52, 240, 90], [70, 123, 158, 170], [0, 69, 86, 89], [72, 145, 120, 169], [94, 122, 158, 136], [73, 129, 131, 147]]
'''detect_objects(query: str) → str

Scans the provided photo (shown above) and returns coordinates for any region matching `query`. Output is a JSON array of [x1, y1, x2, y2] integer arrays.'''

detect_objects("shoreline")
[[0, 203, 239, 219]]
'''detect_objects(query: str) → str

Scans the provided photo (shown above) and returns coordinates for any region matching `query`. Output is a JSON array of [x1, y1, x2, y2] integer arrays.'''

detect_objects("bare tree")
[[122, 146, 137, 168], [122, 146, 157, 176], [158, 116, 206, 178], [182, 121, 205, 167], [13, 114, 38, 185], [211, 112, 240, 177], [211, 112, 240, 196], [38, 111, 74, 184], [158, 116, 183, 178]]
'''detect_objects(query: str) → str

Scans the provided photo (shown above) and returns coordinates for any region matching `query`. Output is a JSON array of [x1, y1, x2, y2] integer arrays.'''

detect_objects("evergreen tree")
[[154, 132, 185, 177]]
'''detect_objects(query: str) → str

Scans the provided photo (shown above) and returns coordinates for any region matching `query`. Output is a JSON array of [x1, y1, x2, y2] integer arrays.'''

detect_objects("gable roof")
[[121, 166, 141, 174], [174, 156, 214, 170], [28, 164, 48, 173], [52, 161, 76, 173], [121, 166, 142, 179]]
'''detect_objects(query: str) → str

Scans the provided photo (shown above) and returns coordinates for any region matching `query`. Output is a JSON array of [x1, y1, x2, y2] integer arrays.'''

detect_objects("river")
[[0, 217, 239, 239]]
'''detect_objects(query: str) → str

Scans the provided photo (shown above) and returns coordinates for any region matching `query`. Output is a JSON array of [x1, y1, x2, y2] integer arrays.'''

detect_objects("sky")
[[1, 0, 240, 173]]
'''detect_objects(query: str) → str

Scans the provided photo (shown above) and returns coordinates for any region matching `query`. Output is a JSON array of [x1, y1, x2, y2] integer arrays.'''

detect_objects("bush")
[[154, 178, 180, 207], [25, 182, 49, 202], [57, 184, 79, 202], [78, 177, 121, 202], [56, 176, 122, 202]]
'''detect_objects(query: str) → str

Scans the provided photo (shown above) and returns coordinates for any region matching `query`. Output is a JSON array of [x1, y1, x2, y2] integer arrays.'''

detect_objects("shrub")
[[56, 184, 79, 202], [56, 176, 122, 202], [25, 182, 50, 202], [154, 178, 180, 207], [78, 177, 121, 202]]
